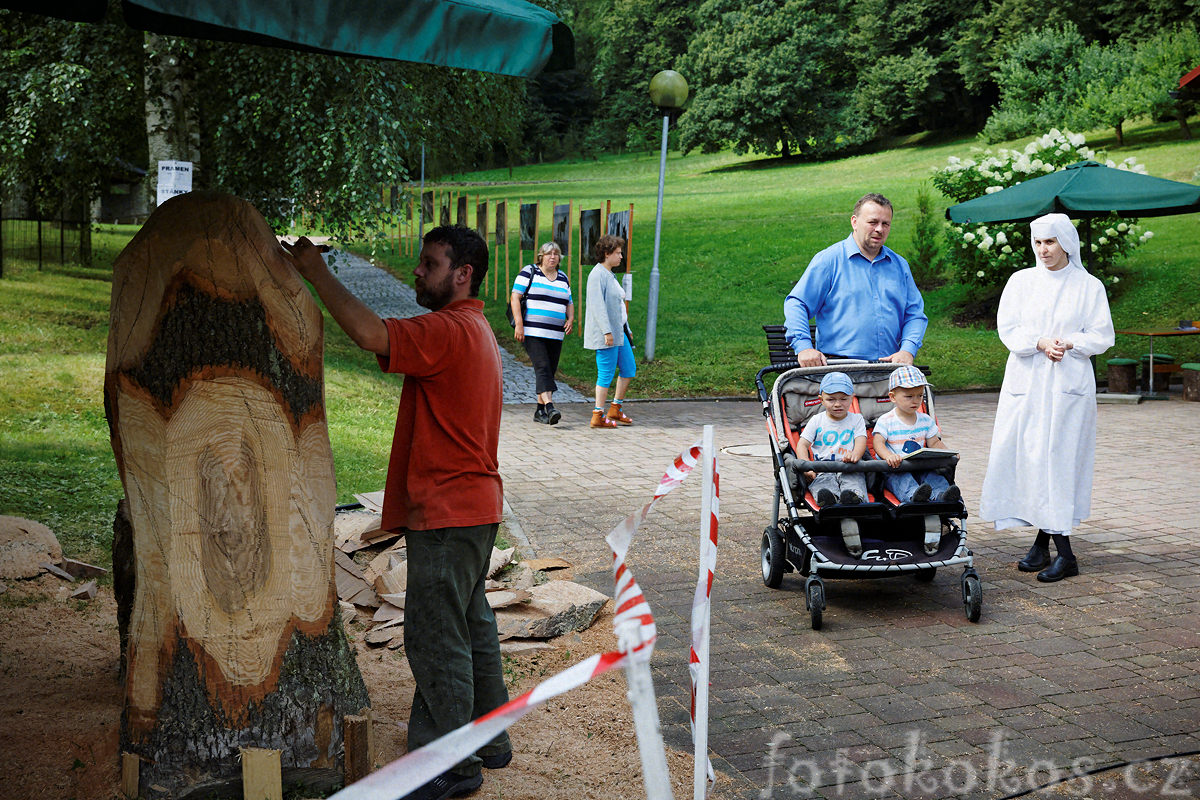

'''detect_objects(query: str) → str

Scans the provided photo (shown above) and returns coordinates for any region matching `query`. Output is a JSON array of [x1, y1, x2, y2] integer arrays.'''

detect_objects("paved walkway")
[[344, 250, 1199, 798], [497, 393, 1200, 800], [333, 250, 586, 404]]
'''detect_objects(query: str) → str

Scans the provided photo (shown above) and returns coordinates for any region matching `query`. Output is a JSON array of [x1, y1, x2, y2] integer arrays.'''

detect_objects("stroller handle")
[[755, 361, 928, 404], [786, 454, 959, 473]]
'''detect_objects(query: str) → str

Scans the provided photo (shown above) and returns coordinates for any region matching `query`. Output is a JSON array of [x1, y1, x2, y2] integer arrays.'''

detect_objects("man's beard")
[[415, 271, 455, 310]]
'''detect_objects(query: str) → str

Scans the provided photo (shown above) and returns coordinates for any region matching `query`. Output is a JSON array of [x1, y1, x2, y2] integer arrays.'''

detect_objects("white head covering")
[[1029, 212, 1082, 271]]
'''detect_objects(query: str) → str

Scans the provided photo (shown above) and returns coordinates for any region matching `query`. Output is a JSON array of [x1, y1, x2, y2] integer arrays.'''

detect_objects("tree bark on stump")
[[105, 192, 368, 798]]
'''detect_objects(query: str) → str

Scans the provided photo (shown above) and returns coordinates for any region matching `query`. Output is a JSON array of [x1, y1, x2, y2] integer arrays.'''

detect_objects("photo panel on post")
[[580, 209, 601, 265], [457, 195, 468, 227], [607, 209, 631, 272], [421, 191, 433, 225], [476, 202, 488, 242], [520, 203, 538, 252], [495, 202, 507, 245], [440, 196, 451, 226], [553, 204, 570, 257]]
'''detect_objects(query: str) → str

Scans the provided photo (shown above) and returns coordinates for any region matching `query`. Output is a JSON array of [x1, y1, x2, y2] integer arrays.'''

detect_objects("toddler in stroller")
[[756, 360, 981, 627]]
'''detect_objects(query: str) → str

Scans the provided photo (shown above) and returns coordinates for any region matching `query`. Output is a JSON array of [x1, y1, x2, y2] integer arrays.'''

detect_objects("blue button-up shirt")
[[784, 235, 928, 360]]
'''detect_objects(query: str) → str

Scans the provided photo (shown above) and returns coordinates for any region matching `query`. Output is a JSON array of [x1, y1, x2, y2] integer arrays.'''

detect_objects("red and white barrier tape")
[[689, 429, 719, 795], [607, 440, 702, 654], [329, 438, 706, 800]]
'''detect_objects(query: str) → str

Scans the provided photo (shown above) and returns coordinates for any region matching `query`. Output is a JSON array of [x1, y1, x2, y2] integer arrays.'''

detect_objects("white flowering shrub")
[[931, 129, 1151, 293]]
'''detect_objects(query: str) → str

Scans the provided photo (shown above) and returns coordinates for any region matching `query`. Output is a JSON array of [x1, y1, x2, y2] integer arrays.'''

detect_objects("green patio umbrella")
[[946, 160, 1200, 224], [1, 0, 573, 77], [946, 160, 1200, 269]]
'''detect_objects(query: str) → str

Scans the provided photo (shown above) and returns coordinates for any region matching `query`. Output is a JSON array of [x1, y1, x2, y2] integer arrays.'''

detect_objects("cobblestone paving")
[[497, 393, 1200, 800], [331, 250, 586, 405]]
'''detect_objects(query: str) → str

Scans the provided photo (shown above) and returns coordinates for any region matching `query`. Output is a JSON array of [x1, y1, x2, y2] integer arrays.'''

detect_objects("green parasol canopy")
[[1, 0, 574, 77], [946, 160, 1200, 224]]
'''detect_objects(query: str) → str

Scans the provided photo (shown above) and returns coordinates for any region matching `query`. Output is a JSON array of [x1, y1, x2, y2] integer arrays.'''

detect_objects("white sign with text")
[[156, 160, 193, 206]]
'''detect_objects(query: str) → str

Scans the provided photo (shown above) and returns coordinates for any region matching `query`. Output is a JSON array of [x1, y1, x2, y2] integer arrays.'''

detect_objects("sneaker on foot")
[[939, 485, 961, 503], [838, 489, 862, 505], [544, 404, 561, 425], [401, 769, 483, 800], [815, 489, 837, 506], [911, 483, 933, 503]]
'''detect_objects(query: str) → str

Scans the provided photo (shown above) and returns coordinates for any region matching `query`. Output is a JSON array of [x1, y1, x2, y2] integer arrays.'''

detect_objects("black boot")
[[1017, 543, 1051, 572], [544, 402, 561, 425], [533, 404, 548, 424], [1037, 555, 1079, 582]]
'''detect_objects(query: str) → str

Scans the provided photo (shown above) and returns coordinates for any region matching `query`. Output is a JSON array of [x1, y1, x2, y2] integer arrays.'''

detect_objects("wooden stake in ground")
[[105, 192, 369, 798]]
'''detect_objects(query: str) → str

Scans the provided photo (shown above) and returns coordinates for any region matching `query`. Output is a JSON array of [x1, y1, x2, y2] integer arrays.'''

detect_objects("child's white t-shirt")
[[800, 411, 866, 461], [874, 409, 940, 455]]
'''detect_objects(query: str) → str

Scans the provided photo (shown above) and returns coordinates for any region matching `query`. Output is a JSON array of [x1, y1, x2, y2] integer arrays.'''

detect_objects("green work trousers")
[[404, 523, 511, 777]]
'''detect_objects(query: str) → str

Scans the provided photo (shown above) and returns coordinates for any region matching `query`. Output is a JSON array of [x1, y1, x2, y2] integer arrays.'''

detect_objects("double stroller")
[[755, 361, 982, 629]]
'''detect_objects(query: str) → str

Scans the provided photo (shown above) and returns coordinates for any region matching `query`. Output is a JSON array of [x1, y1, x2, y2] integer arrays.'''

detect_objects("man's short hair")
[[424, 225, 489, 297], [594, 234, 624, 262], [853, 193, 893, 216]]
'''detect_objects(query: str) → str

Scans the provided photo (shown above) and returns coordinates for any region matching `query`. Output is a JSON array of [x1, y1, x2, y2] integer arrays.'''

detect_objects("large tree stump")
[[105, 192, 368, 798]]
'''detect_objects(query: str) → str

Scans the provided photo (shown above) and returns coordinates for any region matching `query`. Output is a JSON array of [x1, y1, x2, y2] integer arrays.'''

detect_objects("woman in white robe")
[[979, 213, 1114, 582]]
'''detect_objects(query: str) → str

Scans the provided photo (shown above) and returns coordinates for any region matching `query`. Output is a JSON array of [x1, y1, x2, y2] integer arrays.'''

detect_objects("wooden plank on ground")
[[60, 558, 109, 580], [344, 713, 374, 784], [121, 752, 139, 798], [240, 747, 282, 800]]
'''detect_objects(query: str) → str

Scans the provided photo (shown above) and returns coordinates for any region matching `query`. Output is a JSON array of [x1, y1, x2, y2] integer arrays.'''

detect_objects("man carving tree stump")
[[105, 192, 368, 798]]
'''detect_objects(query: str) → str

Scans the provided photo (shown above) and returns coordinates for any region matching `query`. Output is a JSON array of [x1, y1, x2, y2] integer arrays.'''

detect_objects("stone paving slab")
[[496, 393, 1200, 800]]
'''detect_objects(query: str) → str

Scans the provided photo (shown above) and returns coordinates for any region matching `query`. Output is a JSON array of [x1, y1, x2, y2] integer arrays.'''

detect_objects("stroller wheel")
[[914, 568, 937, 582], [962, 572, 982, 623], [805, 576, 825, 630], [761, 526, 785, 589]]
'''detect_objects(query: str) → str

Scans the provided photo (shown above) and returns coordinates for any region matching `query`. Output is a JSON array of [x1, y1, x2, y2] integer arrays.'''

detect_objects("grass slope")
[[364, 120, 1200, 396]]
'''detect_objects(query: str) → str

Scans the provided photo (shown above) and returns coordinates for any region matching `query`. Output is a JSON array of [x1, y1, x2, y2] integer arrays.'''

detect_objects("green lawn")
[[3, 118, 1198, 564], [362, 119, 1200, 396]]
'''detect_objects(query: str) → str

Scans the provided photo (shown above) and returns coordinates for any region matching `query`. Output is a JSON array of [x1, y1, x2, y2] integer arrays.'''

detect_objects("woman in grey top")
[[583, 235, 636, 428]]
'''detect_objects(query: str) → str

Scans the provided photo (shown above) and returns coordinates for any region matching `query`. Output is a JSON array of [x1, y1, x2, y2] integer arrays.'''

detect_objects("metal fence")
[[0, 201, 92, 278]]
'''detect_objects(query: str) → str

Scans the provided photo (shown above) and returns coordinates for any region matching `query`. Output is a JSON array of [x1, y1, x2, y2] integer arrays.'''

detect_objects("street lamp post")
[[644, 69, 688, 362]]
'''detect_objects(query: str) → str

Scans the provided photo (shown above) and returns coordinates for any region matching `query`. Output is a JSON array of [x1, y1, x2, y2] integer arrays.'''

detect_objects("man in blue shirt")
[[784, 193, 928, 366]]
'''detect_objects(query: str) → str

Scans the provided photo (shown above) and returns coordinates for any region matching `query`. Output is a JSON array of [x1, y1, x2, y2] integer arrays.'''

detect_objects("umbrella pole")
[[1083, 219, 1092, 272]]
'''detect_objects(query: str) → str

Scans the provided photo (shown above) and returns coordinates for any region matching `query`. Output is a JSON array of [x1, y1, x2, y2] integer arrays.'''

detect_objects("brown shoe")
[[590, 410, 618, 428], [606, 403, 633, 425]]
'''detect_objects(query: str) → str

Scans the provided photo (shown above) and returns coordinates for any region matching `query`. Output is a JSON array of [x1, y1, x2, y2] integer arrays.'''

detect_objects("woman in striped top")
[[510, 242, 575, 424]]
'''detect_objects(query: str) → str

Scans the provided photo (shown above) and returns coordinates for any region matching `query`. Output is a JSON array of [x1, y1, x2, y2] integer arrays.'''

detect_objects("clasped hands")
[[1037, 337, 1074, 362]]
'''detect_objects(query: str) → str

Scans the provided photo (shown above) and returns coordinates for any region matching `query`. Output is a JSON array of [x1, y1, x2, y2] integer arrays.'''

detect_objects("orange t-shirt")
[[376, 299, 503, 532]]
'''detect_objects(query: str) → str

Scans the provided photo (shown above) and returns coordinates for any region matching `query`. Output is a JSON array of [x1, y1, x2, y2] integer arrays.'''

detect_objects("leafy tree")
[[678, 0, 869, 159], [1, 9, 530, 239], [847, 0, 987, 134], [980, 23, 1086, 143], [582, 0, 694, 153], [1127, 24, 1200, 139], [1069, 41, 1140, 146], [953, 0, 1078, 98], [0, 10, 145, 216], [1093, 0, 1200, 44]]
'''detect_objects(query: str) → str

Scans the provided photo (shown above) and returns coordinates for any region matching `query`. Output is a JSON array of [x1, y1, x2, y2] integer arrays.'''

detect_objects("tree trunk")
[[105, 192, 368, 799], [1178, 109, 1192, 140], [1115, 121, 1124, 147]]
